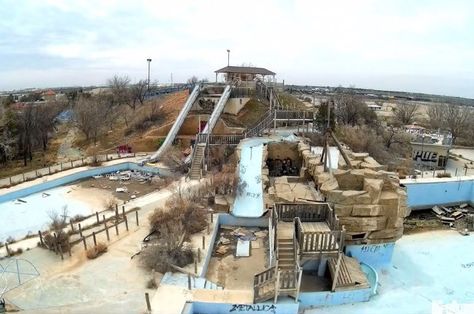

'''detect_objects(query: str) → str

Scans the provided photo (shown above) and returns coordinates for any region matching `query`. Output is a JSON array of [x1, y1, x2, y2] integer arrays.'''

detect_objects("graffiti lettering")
[[230, 304, 277, 313], [361, 245, 380, 253], [246, 192, 261, 198], [413, 151, 437, 162]]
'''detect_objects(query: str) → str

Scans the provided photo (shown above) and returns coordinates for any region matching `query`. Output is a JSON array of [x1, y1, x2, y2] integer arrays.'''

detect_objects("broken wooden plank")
[[451, 211, 464, 220], [432, 206, 444, 216]]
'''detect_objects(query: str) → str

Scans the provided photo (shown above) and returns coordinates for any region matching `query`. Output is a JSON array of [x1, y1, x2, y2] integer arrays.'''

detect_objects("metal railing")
[[0, 153, 136, 188]]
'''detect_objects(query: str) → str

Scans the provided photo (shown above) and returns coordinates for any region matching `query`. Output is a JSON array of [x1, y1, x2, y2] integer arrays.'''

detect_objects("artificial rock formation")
[[297, 142, 409, 245]]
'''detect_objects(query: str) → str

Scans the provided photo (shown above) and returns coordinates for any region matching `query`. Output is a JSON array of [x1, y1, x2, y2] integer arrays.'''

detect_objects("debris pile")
[[214, 226, 268, 258], [96, 170, 157, 183], [431, 204, 472, 224], [267, 158, 299, 176]]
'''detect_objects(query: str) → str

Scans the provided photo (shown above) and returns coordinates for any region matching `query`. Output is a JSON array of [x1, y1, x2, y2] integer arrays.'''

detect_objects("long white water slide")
[[201, 85, 232, 135], [147, 84, 201, 162]]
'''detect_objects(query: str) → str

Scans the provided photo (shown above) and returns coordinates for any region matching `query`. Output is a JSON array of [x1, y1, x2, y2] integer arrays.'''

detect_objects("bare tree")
[[393, 101, 419, 126], [444, 104, 472, 144], [334, 91, 378, 127], [108, 75, 131, 107], [427, 103, 446, 130], [74, 95, 106, 144], [427, 103, 471, 144], [129, 80, 148, 110], [381, 126, 410, 149], [34, 101, 64, 151], [17, 104, 36, 166]]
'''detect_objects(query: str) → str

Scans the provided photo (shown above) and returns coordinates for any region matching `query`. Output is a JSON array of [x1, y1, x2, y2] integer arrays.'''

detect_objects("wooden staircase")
[[277, 222, 296, 271], [252, 221, 301, 303], [189, 143, 206, 180], [278, 238, 296, 271]]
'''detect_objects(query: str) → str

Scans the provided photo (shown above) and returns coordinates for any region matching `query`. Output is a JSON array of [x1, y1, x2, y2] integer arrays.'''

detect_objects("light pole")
[[146, 58, 152, 90], [226, 49, 230, 67]]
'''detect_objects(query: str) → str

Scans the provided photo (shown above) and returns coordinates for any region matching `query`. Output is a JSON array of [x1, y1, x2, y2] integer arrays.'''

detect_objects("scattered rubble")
[[431, 204, 473, 223], [213, 226, 267, 258]]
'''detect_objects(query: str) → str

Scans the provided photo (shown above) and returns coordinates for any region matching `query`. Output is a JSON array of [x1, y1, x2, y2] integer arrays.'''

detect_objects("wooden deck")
[[297, 221, 340, 253], [328, 255, 370, 291], [277, 222, 294, 240], [301, 222, 331, 233]]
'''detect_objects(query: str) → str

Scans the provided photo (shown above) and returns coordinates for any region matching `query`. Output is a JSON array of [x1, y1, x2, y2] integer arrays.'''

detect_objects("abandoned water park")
[[2, 66, 474, 314]]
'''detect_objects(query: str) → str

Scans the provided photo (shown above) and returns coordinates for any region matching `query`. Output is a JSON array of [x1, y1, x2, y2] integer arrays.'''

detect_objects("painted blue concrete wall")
[[299, 288, 372, 310], [0, 162, 170, 203], [345, 243, 395, 269], [403, 178, 474, 209], [183, 301, 299, 314]]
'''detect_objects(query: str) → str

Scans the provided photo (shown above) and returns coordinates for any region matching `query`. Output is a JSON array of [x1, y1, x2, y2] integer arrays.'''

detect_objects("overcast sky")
[[1, 0, 473, 97]]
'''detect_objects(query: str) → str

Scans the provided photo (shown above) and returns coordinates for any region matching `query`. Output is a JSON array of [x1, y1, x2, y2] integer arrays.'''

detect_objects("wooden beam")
[[274, 270, 280, 304], [331, 252, 342, 292], [330, 131, 353, 169]]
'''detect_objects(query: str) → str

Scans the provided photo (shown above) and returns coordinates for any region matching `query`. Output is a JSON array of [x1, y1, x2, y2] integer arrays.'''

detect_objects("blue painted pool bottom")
[[0, 162, 170, 203]]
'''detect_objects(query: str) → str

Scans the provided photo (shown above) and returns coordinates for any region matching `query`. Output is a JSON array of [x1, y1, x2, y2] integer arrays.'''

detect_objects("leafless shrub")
[[141, 243, 194, 273], [86, 242, 108, 259], [211, 163, 236, 195], [161, 146, 187, 172], [104, 198, 118, 211], [149, 197, 207, 236], [48, 207, 68, 231], [70, 214, 85, 223], [43, 207, 70, 251], [146, 278, 157, 289]]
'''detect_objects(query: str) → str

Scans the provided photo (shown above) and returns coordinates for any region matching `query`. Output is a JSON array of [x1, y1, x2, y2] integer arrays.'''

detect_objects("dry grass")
[[86, 242, 108, 259], [237, 99, 268, 127], [277, 92, 308, 110]]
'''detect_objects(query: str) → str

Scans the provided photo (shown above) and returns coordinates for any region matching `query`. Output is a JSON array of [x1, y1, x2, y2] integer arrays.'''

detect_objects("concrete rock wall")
[[297, 143, 409, 245]]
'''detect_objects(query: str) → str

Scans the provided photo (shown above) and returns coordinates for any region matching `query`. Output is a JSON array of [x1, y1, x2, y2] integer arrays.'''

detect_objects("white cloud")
[[1, 0, 474, 97]]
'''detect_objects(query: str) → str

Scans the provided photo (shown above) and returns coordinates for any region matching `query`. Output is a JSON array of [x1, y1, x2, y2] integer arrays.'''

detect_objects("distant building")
[[411, 142, 450, 169], [367, 103, 382, 111], [215, 66, 275, 83], [41, 90, 56, 102]]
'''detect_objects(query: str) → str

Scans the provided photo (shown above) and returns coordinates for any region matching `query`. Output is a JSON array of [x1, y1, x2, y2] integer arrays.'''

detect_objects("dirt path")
[[57, 128, 84, 161]]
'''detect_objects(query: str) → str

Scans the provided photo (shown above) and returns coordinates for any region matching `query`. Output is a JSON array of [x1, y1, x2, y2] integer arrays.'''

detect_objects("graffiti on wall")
[[413, 151, 438, 162], [359, 243, 394, 253], [230, 304, 277, 313]]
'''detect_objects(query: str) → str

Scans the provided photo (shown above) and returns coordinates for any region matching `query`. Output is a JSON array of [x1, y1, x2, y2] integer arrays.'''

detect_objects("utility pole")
[[170, 73, 173, 87], [146, 58, 152, 90], [227, 49, 230, 67]]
